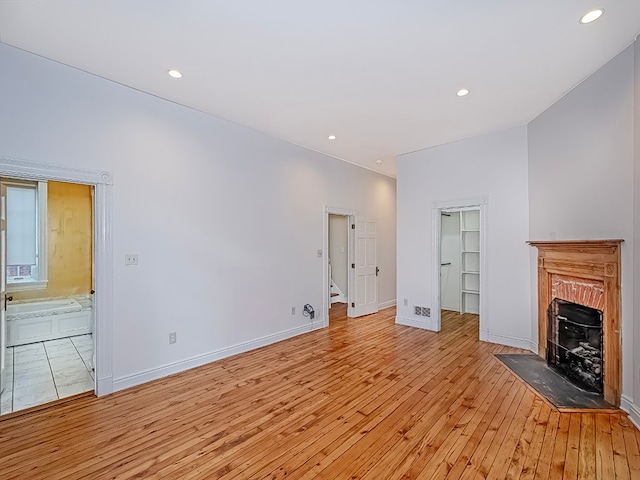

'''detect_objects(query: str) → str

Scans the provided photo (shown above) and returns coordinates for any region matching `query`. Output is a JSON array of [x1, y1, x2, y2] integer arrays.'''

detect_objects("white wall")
[[397, 126, 531, 348], [328, 214, 348, 296], [0, 43, 396, 389], [440, 212, 460, 311], [528, 44, 635, 409], [634, 37, 640, 427]]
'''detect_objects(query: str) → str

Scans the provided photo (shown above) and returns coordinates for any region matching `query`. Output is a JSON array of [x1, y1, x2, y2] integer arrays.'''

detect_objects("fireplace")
[[547, 298, 603, 393], [528, 240, 622, 406]]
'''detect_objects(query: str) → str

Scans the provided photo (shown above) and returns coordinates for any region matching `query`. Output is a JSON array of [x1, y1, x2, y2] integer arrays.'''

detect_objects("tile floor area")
[[1, 334, 94, 415]]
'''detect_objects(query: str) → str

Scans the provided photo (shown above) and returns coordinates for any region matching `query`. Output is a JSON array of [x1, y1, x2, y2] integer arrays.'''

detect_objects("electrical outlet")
[[317, 249, 323, 258], [125, 254, 138, 265], [169, 332, 177, 344], [403, 298, 408, 306], [291, 306, 296, 315]]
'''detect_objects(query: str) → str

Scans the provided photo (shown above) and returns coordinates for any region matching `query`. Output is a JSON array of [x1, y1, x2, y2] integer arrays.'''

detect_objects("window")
[[4, 180, 48, 291]]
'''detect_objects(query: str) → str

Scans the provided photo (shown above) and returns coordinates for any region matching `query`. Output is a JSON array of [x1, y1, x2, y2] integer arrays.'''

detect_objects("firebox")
[[547, 298, 603, 393]]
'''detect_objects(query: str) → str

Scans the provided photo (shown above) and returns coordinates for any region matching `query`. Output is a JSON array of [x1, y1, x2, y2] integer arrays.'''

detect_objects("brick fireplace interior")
[[528, 240, 622, 407]]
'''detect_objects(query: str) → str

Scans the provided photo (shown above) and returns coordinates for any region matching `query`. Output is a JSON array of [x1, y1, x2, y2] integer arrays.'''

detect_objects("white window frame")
[[4, 179, 48, 292]]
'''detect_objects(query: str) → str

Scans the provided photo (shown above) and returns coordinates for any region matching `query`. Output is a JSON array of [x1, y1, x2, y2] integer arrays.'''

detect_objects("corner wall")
[[528, 42, 636, 420], [633, 37, 640, 427], [396, 126, 531, 348], [0, 43, 396, 389]]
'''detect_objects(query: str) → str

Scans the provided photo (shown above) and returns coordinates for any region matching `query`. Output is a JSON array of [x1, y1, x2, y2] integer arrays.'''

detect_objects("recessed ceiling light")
[[168, 69, 183, 79], [457, 88, 470, 97], [580, 8, 604, 24], [328, 135, 337, 140], [376, 159, 383, 165]]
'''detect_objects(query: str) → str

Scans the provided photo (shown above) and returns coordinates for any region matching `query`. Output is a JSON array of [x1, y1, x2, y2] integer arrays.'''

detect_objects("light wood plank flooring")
[[0, 305, 639, 479]]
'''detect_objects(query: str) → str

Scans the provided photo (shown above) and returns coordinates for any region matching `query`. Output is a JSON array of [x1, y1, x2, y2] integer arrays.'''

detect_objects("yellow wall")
[[13, 181, 93, 301]]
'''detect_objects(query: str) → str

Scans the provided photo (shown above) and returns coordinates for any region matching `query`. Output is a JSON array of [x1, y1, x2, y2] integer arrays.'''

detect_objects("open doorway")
[[1, 178, 95, 415], [432, 197, 487, 335], [323, 206, 379, 325], [328, 214, 348, 323], [439, 208, 480, 329]]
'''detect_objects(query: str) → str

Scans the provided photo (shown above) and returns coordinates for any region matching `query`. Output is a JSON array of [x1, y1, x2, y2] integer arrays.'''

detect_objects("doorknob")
[[376, 267, 380, 277], [4, 294, 12, 310]]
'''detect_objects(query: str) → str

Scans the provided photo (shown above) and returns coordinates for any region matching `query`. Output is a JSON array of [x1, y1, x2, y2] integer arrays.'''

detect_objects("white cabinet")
[[460, 209, 480, 314]]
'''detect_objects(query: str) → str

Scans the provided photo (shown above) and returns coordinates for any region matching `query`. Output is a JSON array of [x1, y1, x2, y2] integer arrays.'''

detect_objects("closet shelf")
[[462, 289, 480, 294], [462, 250, 480, 254], [462, 270, 479, 275]]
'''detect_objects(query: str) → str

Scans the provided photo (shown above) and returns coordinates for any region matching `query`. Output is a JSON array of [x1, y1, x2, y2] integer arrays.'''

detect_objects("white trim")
[[379, 299, 397, 309], [431, 196, 488, 334], [620, 395, 640, 430], [0, 156, 113, 396], [7, 280, 48, 292], [395, 315, 439, 330], [113, 322, 320, 392], [323, 205, 356, 322], [483, 332, 537, 351]]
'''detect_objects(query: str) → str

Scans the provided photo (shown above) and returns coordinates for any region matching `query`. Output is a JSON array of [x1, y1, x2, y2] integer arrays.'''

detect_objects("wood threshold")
[[0, 305, 638, 479]]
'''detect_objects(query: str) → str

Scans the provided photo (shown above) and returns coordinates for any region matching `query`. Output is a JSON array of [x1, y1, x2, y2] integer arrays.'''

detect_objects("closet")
[[460, 209, 480, 314], [440, 209, 480, 315]]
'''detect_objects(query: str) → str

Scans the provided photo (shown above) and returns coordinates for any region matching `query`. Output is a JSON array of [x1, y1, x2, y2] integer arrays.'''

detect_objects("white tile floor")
[[0, 334, 94, 415]]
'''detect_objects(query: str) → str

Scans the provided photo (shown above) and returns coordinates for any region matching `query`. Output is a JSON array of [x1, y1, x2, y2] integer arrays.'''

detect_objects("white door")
[[350, 216, 378, 317], [0, 183, 7, 393]]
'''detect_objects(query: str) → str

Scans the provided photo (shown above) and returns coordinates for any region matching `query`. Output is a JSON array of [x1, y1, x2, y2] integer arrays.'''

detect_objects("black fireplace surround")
[[547, 298, 603, 394]]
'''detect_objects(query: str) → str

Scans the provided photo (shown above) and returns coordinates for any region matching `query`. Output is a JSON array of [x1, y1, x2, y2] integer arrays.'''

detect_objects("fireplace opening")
[[547, 298, 603, 394]]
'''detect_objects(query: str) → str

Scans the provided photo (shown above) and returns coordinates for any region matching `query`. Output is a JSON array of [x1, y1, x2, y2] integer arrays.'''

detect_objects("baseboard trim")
[[113, 323, 318, 392], [621, 394, 640, 430], [395, 315, 438, 331], [96, 375, 113, 396], [379, 299, 397, 309], [484, 332, 534, 351]]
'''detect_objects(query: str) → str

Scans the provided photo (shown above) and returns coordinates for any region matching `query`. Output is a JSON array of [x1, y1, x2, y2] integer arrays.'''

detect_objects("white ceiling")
[[1, 1, 639, 178]]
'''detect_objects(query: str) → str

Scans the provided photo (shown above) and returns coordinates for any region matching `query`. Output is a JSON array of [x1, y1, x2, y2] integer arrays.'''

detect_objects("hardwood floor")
[[1, 306, 639, 479]]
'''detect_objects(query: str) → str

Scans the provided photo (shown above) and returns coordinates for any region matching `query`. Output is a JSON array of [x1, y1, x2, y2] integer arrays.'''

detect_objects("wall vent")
[[414, 306, 430, 317]]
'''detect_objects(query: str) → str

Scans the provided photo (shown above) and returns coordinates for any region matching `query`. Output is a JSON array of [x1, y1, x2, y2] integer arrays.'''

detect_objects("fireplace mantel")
[[528, 239, 623, 406]]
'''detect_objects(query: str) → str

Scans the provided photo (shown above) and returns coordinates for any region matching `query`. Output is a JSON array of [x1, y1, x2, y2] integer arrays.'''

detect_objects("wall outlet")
[[169, 332, 177, 344], [291, 306, 296, 315], [317, 249, 323, 258], [125, 254, 138, 265], [403, 298, 408, 306]]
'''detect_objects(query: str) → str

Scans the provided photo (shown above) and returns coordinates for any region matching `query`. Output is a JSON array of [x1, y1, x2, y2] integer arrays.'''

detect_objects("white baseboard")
[[395, 315, 438, 331], [479, 329, 489, 342], [621, 394, 640, 431], [113, 322, 320, 392], [96, 375, 113, 396], [379, 299, 397, 309], [484, 332, 535, 351]]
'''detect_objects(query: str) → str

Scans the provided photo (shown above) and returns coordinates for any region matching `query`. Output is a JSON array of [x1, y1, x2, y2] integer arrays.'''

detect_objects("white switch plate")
[[169, 332, 177, 344], [125, 254, 138, 265], [317, 249, 323, 258]]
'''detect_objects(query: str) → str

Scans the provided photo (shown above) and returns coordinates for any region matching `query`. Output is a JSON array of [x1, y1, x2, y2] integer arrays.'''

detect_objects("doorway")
[[1, 178, 95, 414], [432, 197, 487, 334], [323, 207, 379, 325], [328, 214, 349, 320], [0, 156, 114, 407]]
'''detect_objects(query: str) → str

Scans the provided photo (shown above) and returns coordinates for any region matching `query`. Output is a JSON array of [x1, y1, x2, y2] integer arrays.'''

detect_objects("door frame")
[[431, 196, 488, 338], [323, 206, 356, 325], [0, 156, 114, 396]]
